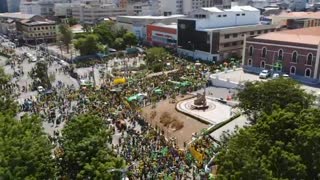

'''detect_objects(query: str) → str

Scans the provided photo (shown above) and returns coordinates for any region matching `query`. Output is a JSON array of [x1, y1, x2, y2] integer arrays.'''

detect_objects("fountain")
[[191, 90, 209, 110]]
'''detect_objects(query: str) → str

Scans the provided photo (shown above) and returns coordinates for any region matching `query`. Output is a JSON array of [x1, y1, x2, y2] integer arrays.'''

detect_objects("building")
[[72, 1, 127, 23], [177, 6, 279, 61], [271, 12, 320, 29], [0, 12, 37, 39], [126, 0, 160, 16], [146, 23, 177, 47], [243, 27, 320, 81], [7, 0, 21, 12], [16, 16, 57, 44], [0, 0, 9, 13], [20, 0, 71, 16], [116, 14, 184, 41], [159, 0, 183, 16]]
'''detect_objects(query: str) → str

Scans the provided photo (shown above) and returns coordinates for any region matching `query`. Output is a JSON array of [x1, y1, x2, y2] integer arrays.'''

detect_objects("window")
[[250, 31, 254, 35], [248, 59, 252, 66], [236, 14, 240, 16], [278, 49, 283, 60], [290, 66, 296, 75], [306, 53, 313, 65], [292, 51, 298, 63], [224, 43, 230, 47], [225, 34, 230, 39], [217, 15, 221, 17], [223, 14, 227, 17], [232, 42, 237, 46], [249, 46, 253, 56], [261, 47, 267, 58], [260, 61, 265, 68], [264, 30, 268, 33], [242, 13, 245, 16], [305, 68, 311, 78], [257, 30, 261, 34], [233, 33, 238, 38]]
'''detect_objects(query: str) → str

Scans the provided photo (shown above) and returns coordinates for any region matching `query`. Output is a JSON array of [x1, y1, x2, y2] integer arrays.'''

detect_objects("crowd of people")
[[2, 44, 232, 179]]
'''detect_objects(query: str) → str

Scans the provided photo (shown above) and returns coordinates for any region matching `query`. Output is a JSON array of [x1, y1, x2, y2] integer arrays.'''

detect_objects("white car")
[[259, 70, 270, 79], [272, 73, 280, 79]]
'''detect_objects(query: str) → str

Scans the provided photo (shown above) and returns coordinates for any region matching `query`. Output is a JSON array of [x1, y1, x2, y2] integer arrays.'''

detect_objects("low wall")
[[209, 75, 240, 89]]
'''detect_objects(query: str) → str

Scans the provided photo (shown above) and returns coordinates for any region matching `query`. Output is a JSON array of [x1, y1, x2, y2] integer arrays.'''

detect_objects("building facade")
[[146, 23, 177, 47], [159, 0, 183, 16], [243, 27, 320, 81], [0, 0, 9, 13], [177, 6, 279, 61], [72, 2, 127, 23], [16, 16, 57, 44], [117, 14, 184, 41]]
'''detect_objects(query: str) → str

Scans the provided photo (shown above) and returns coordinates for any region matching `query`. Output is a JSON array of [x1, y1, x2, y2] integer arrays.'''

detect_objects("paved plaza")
[[176, 97, 232, 125]]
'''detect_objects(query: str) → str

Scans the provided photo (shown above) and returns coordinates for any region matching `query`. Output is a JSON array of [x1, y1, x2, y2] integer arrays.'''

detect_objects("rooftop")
[[152, 23, 177, 29], [201, 5, 259, 13], [0, 12, 36, 20], [118, 14, 185, 20], [274, 11, 320, 19], [252, 27, 320, 46]]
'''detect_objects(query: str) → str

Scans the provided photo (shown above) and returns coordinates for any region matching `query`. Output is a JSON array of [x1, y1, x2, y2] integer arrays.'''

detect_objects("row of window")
[[217, 13, 245, 18], [224, 29, 275, 39], [248, 46, 314, 65], [247, 59, 312, 78], [28, 26, 55, 31], [223, 41, 242, 47], [28, 32, 56, 37]]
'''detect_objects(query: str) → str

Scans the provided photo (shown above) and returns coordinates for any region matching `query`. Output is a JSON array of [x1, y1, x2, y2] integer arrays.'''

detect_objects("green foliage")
[[216, 107, 320, 179], [0, 115, 55, 179], [93, 22, 115, 45], [145, 47, 170, 65], [113, 37, 125, 50], [123, 32, 137, 46], [0, 67, 11, 85], [58, 24, 73, 53], [59, 114, 125, 179], [74, 34, 102, 56], [68, 17, 78, 26], [30, 61, 51, 90], [237, 78, 314, 123], [151, 63, 164, 73]]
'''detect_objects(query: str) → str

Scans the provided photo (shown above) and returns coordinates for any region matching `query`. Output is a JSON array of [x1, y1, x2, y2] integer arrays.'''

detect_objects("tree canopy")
[[216, 107, 320, 179], [74, 34, 102, 56], [0, 115, 55, 179], [58, 114, 124, 179], [58, 24, 73, 53], [123, 32, 137, 47], [237, 78, 314, 123]]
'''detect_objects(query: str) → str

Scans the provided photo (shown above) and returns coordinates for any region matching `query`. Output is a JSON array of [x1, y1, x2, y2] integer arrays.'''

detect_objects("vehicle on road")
[[259, 70, 270, 79]]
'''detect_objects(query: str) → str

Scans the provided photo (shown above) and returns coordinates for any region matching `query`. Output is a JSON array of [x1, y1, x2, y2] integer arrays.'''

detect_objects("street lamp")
[[187, 41, 195, 60]]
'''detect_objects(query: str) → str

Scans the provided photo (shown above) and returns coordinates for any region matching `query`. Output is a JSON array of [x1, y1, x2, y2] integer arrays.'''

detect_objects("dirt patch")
[[141, 95, 209, 149]]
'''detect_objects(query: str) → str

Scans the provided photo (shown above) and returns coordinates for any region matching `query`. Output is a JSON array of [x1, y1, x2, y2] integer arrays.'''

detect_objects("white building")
[[20, 0, 69, 16], [159, 0, 183, 16], [72, 1, 127, 23], [126, 0, 160, 16], [190, 6, 260, 29]]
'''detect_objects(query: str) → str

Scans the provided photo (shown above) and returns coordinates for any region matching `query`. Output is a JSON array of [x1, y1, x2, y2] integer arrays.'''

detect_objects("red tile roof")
[[253, 27, 320, 46]]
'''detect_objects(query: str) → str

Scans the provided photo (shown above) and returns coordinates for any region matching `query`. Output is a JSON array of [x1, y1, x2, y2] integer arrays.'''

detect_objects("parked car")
[[272, 73, 280, 79], [259, 70, 270, 79]]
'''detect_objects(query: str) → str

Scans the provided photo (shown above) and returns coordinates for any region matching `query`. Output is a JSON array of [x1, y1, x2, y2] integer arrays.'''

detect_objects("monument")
[[191, 88, 209, 110]]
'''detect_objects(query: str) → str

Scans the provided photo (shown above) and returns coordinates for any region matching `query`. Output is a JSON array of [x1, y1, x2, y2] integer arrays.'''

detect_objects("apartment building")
[[177, 6, 280, 61], [72, 1, 127, 23], [159, 0, 183, 16]]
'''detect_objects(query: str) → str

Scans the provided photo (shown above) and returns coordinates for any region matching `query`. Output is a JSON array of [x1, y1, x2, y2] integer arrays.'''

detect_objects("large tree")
[[93, 22, 115, 45], [58, 24, 73, 53], [123, 32, 137, 47], [237, 78, 314, 123], [58, 114, 124, 179], [144, 47, 170, 65], [0, 115, 55, 179], [215, 106, 320, 179], [74, 34, 102, 56]]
